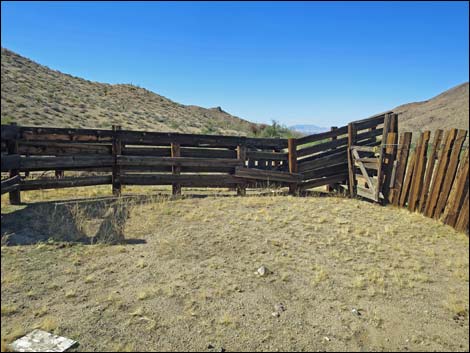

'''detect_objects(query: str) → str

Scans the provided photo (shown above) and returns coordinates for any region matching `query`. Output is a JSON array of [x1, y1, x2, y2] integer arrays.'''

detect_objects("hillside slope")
[[0, 48, 258, 135], [394, 82, 469, 133]]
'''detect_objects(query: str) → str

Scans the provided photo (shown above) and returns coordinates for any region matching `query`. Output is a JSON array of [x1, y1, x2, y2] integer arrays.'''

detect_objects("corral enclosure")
[[1, 112, 469, 233], [1, 113, 469, 352]]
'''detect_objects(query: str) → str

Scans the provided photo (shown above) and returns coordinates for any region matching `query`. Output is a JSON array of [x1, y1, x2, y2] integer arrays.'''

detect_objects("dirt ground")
[[1, 188, 469, 352]]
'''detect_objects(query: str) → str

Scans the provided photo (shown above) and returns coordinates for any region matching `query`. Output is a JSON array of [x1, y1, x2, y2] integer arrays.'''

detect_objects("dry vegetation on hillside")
[[1, 48, 262, 135], [394, 82, 469, 134], [1, 190, 468, 352]]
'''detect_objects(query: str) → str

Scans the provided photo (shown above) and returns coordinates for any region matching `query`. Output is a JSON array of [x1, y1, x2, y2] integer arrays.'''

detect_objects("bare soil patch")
[[1, 193, 469, 351]]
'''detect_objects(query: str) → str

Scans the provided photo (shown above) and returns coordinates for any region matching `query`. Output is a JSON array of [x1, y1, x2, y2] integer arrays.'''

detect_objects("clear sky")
[[1, 1, 469, 127]]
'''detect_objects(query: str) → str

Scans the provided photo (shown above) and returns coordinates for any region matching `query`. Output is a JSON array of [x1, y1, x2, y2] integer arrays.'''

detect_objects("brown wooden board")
[[398, 149, 416, 207], [121, 174, 245, 187], [434, 129, 468, 219], [299, 173, 349, 190], [417, 130, 443, 212], [117, 156, 242, 168], [1, 175, 21, 194], [454, 189, 469, 233], [424, 129, 458, 217], [442, 148, 469, 227], [390, 132, 412, 206], [20, 176, 112, 191], [234, 167, 303, 183], [296, 125, 348, 146], [18, 155, 114, 171], [408, 131, 431, 211]]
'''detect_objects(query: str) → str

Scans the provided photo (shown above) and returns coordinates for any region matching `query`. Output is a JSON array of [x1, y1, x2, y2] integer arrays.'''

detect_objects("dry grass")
[[1, 191, 469, 351]]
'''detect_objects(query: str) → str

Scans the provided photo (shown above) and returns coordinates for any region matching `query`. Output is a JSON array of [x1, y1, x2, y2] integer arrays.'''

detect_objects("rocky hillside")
[[1, 48, 260, 135], [394, 82, 469, 134]]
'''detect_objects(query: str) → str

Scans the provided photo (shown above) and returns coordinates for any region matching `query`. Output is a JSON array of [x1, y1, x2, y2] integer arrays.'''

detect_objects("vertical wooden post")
[[347, 122, 357, 197], [326, 126, 338, 192], [236, 144, 247, 196], [55, 170, 64, 179], [407, 131, 431, 211], [171, 142, 181, 196], [390, 132, 412, 206], [112, 125, 122, 196], [287, 138, 298, 195], [375, 113, 391, 202], [8, 123, 21, 205]]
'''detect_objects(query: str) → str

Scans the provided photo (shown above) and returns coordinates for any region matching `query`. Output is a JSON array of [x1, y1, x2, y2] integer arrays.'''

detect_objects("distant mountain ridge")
[[289, 124, 328, 135]]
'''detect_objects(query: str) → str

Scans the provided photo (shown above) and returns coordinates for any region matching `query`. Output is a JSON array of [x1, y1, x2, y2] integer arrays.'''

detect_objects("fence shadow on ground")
[[0, 195, 156, 246]]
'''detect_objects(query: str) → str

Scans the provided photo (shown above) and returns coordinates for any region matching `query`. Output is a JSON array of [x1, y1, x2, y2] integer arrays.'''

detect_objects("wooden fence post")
[[424, 129, 457, 217], [347, 122, 357, 197], [407, 131, 431, 211], [236, 144, 247, 196], [383, 114, 398, 203], [417, 130, 443, 212], [288, 138, 298, 195], [390, 132, 412, 206], [7, 122, 21, 205], [326, 126, 338, 192], [112, 125, 122, 196], [171, 142, 181, 196]]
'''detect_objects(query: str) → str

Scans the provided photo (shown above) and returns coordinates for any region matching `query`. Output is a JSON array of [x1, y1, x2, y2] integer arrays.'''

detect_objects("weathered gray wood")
[[121, 174, 245, 186], [19, 155, 114, 171], [296, 125, 348, 146], [20, 176, 112, 191], [234, 167, 303, 183], [1, 175, 21, 194], [299, 173, 349, 190], [1, 154, 20, 171], [117, 155, 242, 168]]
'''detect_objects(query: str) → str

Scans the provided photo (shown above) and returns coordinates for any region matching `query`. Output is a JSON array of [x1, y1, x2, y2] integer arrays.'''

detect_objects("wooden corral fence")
[[386, 128, 469, 233], [1, 112, 468, 234]]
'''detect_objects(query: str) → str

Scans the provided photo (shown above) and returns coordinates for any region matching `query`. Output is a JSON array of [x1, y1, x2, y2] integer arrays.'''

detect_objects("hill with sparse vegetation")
[[393, 82, 469, 134], [1, 48, 296, 137]]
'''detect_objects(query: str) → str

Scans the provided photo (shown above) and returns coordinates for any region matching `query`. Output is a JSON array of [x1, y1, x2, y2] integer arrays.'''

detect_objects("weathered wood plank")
[[18, 141, 112, 156], [398, 149, 416, 207], [171, 143, 182, 195], [347, 122, 358, 197], [1, 154, 20, 172], [417, 130, 443, 212], [390, 132, 412, 206], [1, 175, 21, 195], [236, 145, 248, 195], [299, 173, 349, 190], [408, 131, 431, 211], [296, 125, 348, 146], [121, 174, 245, 187], [19, 155, 114, 171], [424, 129, 458, 217], [434, 129, 468, 219], [117, 156, 242, 168], [353, 113, 388, 131], [454, 189, 469, 233], [297, 136, 348, 157], [442, 148, 469, 227], [234, 167, 303, 183], [20, 176, 112, 191]]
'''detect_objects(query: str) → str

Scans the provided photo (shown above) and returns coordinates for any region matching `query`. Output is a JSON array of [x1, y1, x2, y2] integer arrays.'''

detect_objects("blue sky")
[[1, 1, 469, 127]]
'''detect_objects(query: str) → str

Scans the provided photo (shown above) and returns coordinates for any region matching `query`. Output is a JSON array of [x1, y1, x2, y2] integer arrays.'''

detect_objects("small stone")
[[274, 303, 286, 312], [351, 308, 361, 316], [207, 344, 215, 349], [256, 266, 270, 277], [272, 312, 280, 318], [323, 336, 331, 342]]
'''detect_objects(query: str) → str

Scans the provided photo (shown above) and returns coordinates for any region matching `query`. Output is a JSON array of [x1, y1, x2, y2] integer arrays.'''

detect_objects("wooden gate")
[[347, 113, 398, 203]]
